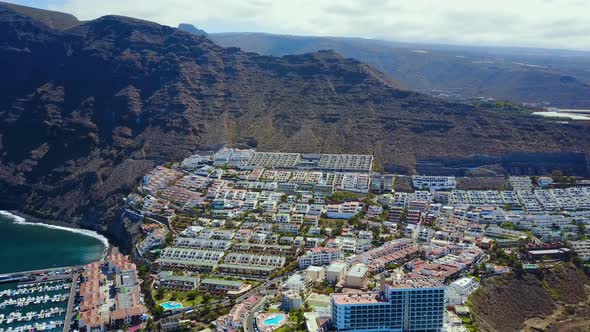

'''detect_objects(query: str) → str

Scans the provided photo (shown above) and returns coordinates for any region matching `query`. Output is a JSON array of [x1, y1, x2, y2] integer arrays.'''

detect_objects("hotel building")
[[331, 274, 446, 332]]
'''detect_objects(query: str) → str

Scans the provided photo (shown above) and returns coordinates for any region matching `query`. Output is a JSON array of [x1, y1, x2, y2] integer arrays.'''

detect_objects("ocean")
[[0, 211, 108, 274]]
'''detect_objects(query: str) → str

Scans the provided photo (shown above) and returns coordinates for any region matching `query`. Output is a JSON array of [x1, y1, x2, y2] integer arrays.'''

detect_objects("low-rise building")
[[447, 277, 479, 305], [326, 261, 348, 285], [306, 266, 326, 282], [344, 264, 369, 289], [157, 271, 199, 291], [570, 240, 590, 261]]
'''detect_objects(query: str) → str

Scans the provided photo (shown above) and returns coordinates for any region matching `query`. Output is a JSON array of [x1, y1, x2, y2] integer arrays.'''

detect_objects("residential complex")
[[118, 148, 590, 332]]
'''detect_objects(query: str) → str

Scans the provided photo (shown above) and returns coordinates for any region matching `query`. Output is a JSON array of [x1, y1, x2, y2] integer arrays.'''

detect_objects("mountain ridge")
[[208, 32, 590, 108], [1, 3, 590, 234], [0, 0, 80, 30]]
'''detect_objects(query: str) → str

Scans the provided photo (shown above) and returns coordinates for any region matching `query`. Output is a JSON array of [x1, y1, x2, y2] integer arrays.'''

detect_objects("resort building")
[[216, 295, 262, 331], [156, 248, 224, 272], [199, 278, 251, 296], [217, 253, 286, 278], [282, 290, 304, 311], [157, 271, 199, 291], [508, 176, 534, 191]]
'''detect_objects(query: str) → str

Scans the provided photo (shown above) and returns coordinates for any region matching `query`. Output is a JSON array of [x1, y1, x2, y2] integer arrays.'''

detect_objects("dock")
[[62, 273, 79, 332]]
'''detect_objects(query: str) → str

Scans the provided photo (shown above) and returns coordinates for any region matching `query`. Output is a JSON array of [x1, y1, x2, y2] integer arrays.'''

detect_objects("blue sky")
[[6, 0, 590, 51]]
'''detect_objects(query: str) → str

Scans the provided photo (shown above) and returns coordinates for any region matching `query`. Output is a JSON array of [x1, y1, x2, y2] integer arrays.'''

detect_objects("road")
[[0, 266, 80, 284], [241, 277, 284, 332], [245, 296, 266, 332], [62, 273, 80, 332]]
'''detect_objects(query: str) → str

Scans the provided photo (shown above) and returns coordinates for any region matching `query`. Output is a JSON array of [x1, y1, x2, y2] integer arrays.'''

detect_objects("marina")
[[0, 270, 79, 332]]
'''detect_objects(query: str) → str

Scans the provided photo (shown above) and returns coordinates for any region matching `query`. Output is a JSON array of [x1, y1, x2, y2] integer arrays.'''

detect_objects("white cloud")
[[48, 0, 590, 50]]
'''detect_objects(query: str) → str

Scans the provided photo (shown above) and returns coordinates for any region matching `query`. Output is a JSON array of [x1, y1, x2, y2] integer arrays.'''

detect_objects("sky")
[[8, 0, 590, 51]]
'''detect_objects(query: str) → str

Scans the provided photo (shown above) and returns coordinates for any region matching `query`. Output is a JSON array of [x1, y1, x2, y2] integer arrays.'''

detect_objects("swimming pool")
[[262, 314, 285, 325], [160, 301, 183, 310]]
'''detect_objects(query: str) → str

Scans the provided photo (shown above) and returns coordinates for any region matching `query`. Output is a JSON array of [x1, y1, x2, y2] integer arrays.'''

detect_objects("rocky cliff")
[[1, 4, 590, 232]]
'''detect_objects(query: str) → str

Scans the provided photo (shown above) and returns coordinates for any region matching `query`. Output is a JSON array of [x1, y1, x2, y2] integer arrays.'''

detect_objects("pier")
[[62, 273, 79, 332]]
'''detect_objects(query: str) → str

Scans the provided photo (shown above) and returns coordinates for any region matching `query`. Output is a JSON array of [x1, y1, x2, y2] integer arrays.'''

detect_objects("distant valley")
[[203, 28, 590, 108]]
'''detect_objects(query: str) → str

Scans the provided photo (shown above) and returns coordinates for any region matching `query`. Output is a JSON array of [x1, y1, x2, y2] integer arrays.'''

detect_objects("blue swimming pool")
[[262, 314, 285, 325], [160, 301, 183, 310]]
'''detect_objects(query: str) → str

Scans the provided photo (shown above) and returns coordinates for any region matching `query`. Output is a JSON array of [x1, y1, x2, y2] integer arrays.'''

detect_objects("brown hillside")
[[470, 264, 590, 332]]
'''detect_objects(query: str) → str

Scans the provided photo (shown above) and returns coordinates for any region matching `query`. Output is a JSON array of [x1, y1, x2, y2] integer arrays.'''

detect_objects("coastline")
[[0, 210, 110, 259]]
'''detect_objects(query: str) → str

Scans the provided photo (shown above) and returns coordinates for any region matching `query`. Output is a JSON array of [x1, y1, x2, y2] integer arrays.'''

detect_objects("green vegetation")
[[577, 221, 587, 240], [151, 304, 164, 319], [319, 218, 347, 236], [326, 191, 363, 203], [488, 244, 524, 278], [460, 315, 477, 332], [287, 308, 307, 331], [152, 288, 207, 308], [551, 170, 576, 185], [499, 222, 516, 230], [541, 280, 560, 301], [164, 232, 174, 246]]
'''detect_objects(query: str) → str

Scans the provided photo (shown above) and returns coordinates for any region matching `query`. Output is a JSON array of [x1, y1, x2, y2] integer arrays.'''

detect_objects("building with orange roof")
[[78, 249, 147, 332]]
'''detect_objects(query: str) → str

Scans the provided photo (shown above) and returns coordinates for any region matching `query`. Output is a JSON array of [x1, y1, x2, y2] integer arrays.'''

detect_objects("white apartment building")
[[570, 240, 590, 261], [326, 261, 348, 284], [412, 176, 457, 191]]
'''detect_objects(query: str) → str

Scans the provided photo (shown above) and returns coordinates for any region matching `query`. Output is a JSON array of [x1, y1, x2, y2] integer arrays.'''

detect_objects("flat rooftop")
[[331, 292, 388, 305], [388, 275, 445, 289]]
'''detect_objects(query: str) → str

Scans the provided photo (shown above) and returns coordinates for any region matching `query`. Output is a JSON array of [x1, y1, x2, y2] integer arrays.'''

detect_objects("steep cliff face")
[[1, 4, 590, 230], [469, 264, 590, 332]]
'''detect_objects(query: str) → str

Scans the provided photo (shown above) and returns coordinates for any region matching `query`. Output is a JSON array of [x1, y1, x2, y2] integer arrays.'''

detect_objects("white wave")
[[0, 210, 109, 258]]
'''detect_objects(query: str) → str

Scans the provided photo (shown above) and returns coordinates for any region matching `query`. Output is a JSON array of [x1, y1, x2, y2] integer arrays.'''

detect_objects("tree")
[[145, 318, 154, 332], [138, 265, 149, 279], [155, 287, 165, 300], [186, 290, 197, 301], [473, 264, 480, 277], [513, 263, 524, 279], [152, 304, 164, 319], [551, 170, 565, 183], [165, 231, 174, 246], [386, 263, 399, 270], [577, 222, 587, 239], [570, 255, 583, 268]]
